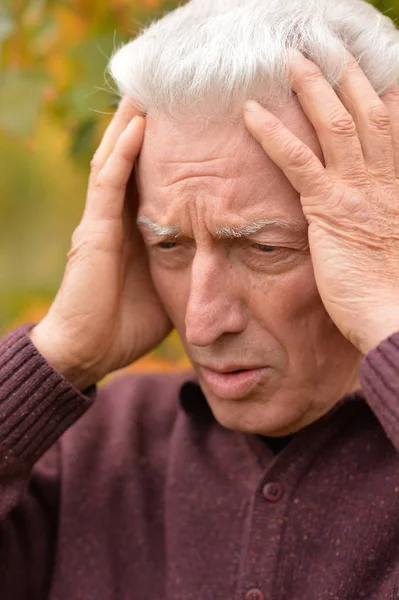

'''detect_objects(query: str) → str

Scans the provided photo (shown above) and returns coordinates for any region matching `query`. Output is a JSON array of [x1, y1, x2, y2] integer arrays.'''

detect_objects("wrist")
[[29, 325, 97, 392], [352, 309, 399, 355]]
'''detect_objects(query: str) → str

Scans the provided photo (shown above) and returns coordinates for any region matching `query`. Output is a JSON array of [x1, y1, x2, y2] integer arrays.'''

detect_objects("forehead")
[[137, 97, 323, 219]]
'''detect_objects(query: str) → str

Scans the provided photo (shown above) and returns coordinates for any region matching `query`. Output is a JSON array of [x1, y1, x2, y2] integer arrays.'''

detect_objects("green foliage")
[[0, 69, 49, 136], [0, 0, 182, 152]]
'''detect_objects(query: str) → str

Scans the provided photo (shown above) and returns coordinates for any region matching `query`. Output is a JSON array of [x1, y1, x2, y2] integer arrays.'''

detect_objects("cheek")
[[280, 264, 322, 319], [150, 255, 325, 330], [252, 260, 325, 329]]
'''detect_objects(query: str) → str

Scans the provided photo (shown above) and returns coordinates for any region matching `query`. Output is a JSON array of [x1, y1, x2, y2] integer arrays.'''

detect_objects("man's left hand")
[[244, 50, 399, 355]]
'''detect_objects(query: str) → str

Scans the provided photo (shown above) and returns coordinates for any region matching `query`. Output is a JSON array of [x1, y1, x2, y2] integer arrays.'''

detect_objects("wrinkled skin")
[[137, 99, 362, 437], [31, 53, 399, 435]]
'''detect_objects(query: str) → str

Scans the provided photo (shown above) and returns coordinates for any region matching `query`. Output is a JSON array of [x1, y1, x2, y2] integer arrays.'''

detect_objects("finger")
[[122, 169, 140, 242], [289, 51, 367, 181], [84, 116, 145, 224], [243, 101, 329, 198], [89, 96, 139, 185], [121, 168, 142, 269], [379, 85, 399, 178], [334, 53, 396, 181]]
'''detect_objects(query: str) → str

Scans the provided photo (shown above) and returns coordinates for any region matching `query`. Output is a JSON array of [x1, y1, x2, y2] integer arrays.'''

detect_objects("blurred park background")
[[0, 0, 397, 379]]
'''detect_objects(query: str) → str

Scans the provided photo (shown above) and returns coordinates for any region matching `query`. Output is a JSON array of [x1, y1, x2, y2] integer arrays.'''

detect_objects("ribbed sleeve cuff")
[[0, 323, 96, 467], [359, 329, 399, 450]]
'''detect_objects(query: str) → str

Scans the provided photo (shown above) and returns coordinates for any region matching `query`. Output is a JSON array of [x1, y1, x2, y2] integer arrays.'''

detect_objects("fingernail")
[[244, 100, 262, 112]]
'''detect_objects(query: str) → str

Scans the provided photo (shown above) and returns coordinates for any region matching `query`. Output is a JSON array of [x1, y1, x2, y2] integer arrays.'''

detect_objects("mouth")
[[198, 365, 270, 400]]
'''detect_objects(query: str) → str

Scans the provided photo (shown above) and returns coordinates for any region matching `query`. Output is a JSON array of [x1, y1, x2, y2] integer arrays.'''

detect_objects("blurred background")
[[0, 0, 397, 380]]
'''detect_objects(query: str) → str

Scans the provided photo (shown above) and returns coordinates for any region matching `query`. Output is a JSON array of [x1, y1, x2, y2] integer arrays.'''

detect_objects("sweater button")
[[245, 588, 265, 600], [263, 481, 284, 502]]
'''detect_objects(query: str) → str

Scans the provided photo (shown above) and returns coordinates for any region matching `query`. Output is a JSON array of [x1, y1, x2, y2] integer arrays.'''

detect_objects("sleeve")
[[359, 329, 399, 451], [0, 323, 96, 598]]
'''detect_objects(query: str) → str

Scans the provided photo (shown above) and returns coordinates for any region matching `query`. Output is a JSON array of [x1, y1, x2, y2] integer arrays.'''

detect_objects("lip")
[[200, 364, 265, 374], [198, 365, 270, 400]]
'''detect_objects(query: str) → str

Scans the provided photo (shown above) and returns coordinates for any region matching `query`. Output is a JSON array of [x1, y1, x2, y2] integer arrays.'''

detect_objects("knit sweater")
[[1, 322, 399, 600]]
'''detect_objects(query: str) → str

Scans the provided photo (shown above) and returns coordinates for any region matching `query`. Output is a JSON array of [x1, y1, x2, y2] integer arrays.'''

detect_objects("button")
[[262, 481, 284, 502], [245, 588, 265, 600]]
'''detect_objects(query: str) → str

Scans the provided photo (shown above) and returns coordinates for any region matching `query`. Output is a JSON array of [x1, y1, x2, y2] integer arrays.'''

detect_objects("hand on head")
[[244, 51, 399, 355], [29, 98, 172, 391]]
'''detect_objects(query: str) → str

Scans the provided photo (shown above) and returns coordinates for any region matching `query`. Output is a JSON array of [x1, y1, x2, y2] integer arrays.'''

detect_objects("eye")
[[252, 243, 277, 253], [158, 241, 178, 250]]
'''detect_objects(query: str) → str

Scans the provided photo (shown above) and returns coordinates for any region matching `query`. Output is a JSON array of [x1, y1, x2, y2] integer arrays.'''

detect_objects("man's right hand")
[[29, 98, 173, 391]]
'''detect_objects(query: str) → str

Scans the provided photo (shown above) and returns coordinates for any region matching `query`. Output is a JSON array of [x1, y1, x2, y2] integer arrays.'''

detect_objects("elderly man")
[[1, 0, 399, 597]]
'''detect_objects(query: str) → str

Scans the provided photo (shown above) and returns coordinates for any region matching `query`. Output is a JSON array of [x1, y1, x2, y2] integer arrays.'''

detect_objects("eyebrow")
[[136, 216, 307, 238], [137, 217, 180, 237]]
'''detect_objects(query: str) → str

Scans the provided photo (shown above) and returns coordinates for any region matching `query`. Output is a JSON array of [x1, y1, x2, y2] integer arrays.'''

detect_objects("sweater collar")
[[179, 379, 216, 424]]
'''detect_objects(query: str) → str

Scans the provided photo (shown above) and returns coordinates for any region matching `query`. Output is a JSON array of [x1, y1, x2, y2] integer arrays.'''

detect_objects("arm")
[[0, 98, 170, 598], [359, 329, 399, 452], [0, 323, 95, 598]]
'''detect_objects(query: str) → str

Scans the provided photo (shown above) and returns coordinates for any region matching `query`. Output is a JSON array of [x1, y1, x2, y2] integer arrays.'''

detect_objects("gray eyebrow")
[[137, 216, 307, 238], [214, 219, 306, 238], [137, 217, 180, 237]]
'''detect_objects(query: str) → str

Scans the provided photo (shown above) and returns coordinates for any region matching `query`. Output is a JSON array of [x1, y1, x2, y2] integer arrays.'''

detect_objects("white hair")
[[109, 0, 399, 122]]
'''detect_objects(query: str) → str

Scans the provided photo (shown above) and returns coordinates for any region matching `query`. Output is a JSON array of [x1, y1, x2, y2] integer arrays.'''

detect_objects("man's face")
[[137, 98, 362, 437]]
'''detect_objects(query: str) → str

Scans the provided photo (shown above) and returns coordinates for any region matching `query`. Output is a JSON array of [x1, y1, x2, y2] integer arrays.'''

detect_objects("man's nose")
[[185, 251, 247, 347]]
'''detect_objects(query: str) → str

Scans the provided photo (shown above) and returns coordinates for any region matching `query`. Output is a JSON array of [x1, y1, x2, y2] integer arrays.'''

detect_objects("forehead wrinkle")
[[156, 173, 234, 189], [150, 152, 248, 189], [159, 156, 227, 165], [153, 156, 241, 189]]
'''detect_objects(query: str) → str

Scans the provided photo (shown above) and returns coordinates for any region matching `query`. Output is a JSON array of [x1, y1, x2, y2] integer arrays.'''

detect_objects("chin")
[[205, 391, 306, 437]]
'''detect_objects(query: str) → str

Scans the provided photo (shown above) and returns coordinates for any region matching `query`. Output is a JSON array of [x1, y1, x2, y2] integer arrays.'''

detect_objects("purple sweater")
[[1, 322, 399, 600]]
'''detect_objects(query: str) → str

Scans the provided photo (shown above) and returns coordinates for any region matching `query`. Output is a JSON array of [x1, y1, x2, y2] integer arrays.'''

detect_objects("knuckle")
[[68, 227, 98, 264], [112, 147, 134, 171], [67, 244, 80, 263], [70, 225, 86, 249], [325, 109, 357, 137], [93, 171, 123, 194], [70, 220, 124, 257], [284, 140, 312, 168], [296, 64, 324, 87], [112, 147, 130, 162], [338, 166, 369, 187], [92, 176, 107, 194], [367, 167, 395, 184], [367, 103, 391, 132], [261, 118, 282, 139], [90, 154, 100, 172], [67, 241, 87, 264]]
